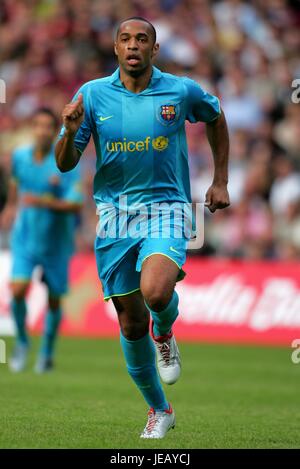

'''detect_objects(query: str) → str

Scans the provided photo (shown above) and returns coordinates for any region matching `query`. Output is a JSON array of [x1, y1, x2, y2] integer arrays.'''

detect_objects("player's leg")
[[9, 250, 35, 372], [112, 291, 175, 438], [140, 253, 182, 385], [10, 281, 30, 345], [95, 236, 174, 437], [141, 254, 179, 336], [9, 281, 31, 372], [35, 294, 62, 373], [35, 258, 67, 373], [114, 291, 168, 409]]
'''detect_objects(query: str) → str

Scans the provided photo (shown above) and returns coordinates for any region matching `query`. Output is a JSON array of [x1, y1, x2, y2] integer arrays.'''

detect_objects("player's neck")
[[34, 145, 51, 162], [120, 65, 153, 94]]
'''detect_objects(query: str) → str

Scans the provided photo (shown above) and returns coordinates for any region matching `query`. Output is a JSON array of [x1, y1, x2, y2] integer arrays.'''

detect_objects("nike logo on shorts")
[[99, 115, 114, 121]]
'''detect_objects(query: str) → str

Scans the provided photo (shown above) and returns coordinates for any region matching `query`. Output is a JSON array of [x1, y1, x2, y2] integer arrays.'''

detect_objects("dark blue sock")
[[120, 332, 169, 411]]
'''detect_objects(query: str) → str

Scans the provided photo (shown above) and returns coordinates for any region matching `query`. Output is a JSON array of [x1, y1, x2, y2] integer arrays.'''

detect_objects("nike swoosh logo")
[[170, 246, 180, 254], [99, 115, 113, 121]]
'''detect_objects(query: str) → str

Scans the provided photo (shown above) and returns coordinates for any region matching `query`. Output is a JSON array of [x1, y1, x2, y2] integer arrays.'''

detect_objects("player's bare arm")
[[0, 178, 18, 229], [55, 93, 84, 172], [21, 193, 82, 213], [0, 165, 8, 212], [205, 109, 230, 213]]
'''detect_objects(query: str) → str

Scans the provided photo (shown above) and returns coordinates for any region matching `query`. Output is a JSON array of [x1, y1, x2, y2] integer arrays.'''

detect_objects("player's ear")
[[114, 42, 118, 57], [152, 43, 159, 59]]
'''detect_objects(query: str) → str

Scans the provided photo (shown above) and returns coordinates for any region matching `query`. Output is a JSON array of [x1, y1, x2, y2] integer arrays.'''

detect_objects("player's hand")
[[0, 205, 15, 229], [21, 193, 45, 207], [205, 183, 230, 213], [62, 94, 85, 135]]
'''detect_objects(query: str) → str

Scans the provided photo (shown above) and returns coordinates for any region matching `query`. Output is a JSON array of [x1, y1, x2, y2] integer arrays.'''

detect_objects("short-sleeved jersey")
[[11, 145, 83, 259], [59, 66, 220, 212]]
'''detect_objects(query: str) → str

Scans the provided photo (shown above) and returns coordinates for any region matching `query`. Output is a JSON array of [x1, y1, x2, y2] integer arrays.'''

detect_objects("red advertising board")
[[1, 253, 300, 346]]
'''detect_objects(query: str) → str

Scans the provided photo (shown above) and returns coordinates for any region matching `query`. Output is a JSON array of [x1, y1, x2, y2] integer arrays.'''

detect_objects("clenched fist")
[[62, 93, 84, 135], [205, 183, 230, 213]]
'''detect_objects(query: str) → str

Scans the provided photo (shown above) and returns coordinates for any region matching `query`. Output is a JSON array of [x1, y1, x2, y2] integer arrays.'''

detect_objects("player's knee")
[[11, 283, 28, 301], [12, 291, 26, 302], [143, 286, 173, 312], [120, 318, 149, 341], [48, 296, 60, 311]]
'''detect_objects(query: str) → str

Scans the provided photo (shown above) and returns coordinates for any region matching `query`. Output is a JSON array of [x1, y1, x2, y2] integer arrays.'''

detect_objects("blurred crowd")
[[0, 0, 300, 259]]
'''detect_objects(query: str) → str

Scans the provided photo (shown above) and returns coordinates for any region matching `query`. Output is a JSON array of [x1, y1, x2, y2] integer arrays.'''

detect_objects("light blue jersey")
[[11, 145, 83, 260], [58, 66, 220, 299], [59, 66, 220, 210]]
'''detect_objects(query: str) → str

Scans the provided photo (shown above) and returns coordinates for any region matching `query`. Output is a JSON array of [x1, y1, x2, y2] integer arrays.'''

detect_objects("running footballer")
[[7, 108, 82, 373], [56, 17, 230, 439]]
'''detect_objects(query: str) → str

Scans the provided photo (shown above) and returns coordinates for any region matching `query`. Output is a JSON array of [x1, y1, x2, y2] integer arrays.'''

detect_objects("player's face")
[[114, 20, 159, 76], [32, 113, 56, 149]]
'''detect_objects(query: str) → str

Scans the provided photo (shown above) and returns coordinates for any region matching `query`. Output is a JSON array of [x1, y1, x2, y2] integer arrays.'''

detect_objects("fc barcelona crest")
[[161, 105, 176, 121], [157, 103, 180, 126]]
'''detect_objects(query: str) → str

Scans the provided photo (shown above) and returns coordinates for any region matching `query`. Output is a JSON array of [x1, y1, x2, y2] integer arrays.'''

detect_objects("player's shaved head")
[[115, 17, 157, 44], [32, 107, 58, 150], [33, 107, 58, 129]]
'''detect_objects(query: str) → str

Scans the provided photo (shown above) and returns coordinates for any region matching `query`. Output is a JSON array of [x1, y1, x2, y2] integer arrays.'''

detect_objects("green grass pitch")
[[1, 337, 300, 448]]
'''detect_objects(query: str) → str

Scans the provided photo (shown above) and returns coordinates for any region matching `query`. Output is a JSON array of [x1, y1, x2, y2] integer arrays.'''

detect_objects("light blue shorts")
[[95, 233, 187, 301], [11, 250, 71, 297]]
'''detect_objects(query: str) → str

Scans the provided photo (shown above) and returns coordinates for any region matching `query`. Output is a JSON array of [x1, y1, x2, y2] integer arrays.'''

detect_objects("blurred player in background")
[[4, 108, 83, 373], [56, 17, 229, 438]]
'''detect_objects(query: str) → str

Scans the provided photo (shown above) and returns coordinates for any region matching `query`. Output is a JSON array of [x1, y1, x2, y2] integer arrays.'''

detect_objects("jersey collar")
[[110, 66, 162, 90]]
